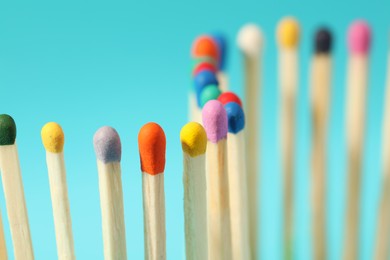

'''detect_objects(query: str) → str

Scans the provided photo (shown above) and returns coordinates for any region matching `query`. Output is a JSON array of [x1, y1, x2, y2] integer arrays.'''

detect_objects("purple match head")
[[93, 126, 122, 163], [202, 100, 228, 143], [347, 20, 371, 55]]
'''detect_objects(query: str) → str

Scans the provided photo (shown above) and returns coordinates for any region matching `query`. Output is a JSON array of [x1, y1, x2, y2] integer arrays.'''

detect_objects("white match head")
[[237, 23, 263, 57]]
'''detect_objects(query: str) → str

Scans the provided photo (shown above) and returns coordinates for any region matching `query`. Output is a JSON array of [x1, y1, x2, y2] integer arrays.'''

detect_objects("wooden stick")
[[41, 122, 75, 260], [180, 122, 208, 260], [237, 24, 263, 259], [0, 210, 7, 260], [0, 114, 33, 260], [343, 21, 371, 260]]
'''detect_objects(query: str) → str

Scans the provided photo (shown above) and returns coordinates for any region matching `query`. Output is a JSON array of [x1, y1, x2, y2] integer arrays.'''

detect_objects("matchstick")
[[0, 114, 34, 260], [138, 123, 167, 260], [202, 100, 232, 260], [212, 33, 229, 91], [375, 40, 390, 260], [0, 210, 7, 260], [93, 126, 127, 260], [277, 17, 300, 259], [237, 24, 263, 259], [343, 21, 371, 260], [180, 122, 208, 260], [225, 102, 250, 260], [218, 92, 243, 107], [192, 35, 220, 67], [310, 28, 333, 260], [200, 84, 222, 108], [41, 122, 75, 260]]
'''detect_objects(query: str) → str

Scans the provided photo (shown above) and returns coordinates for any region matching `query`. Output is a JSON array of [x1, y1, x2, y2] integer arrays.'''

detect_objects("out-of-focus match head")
[[0, 114, 16, 146], [225, 102, 245, 134], [202, 100, 228, 143], [194, 70, 219, 94], [200, 85, 222, 108], [277, 17, 300, 49], [180, 122, 207, 157], [193, 62, 218, 76], [218, 91, 243, 107], [192, 35, 220, 64], [138, 122, 166, 175], [237, 23, 263, 57], [41, 122, 65, 153], [348, 20, 371, 55], [315, 28, 333, 54], [211, 32, 228, 70], [93, 126, 122, 163]]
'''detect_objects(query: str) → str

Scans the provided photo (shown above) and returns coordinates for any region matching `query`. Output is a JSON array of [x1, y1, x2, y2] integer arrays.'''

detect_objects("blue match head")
[[93, 126, 122, 163], [193, 70, 219, 105], [211, 32, 227, 70], [225, 102, 245, 134]]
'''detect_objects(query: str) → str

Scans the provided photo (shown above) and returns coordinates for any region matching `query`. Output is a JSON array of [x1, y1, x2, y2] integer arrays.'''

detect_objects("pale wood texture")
[[189, 92, 202, 123], [310, 54, 331, 260], [343, 55, 368, 260], [0, 210, 7, 260], [279, 49, 298, 259], [46, 152, 75, 260], [183, 153, 208, 260], [206, 139, 232, 260], [142, 172, 166, 260], [97, 161, 127, 260], [0, 145, 33, 260], [227, 131, 250, 260], [217, 71, 229, 92], [243, 54, 260, 259], [375, 52, 390, 260]]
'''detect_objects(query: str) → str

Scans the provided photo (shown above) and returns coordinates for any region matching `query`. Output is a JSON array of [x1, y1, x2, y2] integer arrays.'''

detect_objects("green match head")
[[0, 114, 17, 145]]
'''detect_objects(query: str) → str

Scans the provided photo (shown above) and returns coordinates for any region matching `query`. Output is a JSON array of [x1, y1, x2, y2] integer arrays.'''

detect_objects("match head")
[[138, 123, 166, 175], [211, 32, 227, 70], [315, 28, 333, 54], [193, 70, 219, 94], [202, 100, 228, 143], [225, 102, 245, 134], [191, 35, 220, 64], [93, 126, 122, 163], [237, 23, 263, 57], [348, 20, 371, 55], [193, 62, 218, 76], [180, 122, 207, 157], [41, 122, 65, 153], [0, 114, 16, 146], [218, 91, 243, 107], [200, 84, 222, 108], [277, 17, 300, 49]]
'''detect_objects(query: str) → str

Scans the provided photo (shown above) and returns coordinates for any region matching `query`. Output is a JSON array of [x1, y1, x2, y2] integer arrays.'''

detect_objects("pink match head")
[[202, 100, 228, 143], [347, 20, 371, 55]]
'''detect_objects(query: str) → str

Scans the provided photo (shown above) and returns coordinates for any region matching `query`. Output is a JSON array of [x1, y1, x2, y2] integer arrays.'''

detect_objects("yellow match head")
[[277, 17, 300, 49], [41, 122, 65, 153], [180, 122, 207, 157]]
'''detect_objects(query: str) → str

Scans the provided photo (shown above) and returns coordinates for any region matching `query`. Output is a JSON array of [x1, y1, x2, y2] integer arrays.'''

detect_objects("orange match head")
[[191, 35, 220, 64], [138, 122, 166, 175]]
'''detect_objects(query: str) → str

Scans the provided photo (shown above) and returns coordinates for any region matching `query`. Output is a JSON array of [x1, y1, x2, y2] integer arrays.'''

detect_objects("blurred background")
[[0, 0, 389, 259]]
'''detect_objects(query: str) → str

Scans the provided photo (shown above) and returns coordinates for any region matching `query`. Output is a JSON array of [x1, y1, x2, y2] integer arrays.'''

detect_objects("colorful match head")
[[200, 85, 222, 108], [277, 17, 300, 49], [218, 92, 243, 107], [225, 102, 245, 134], [193, 70, 219, 96], [192, 35, 220, 64], [93, 126, 122, 163], [237, 23, 263, 57], [0, 114, 16, 146], [315, 27, 333, 54], [211, 32, 228, 70], [193, 62, 218, 76], [41, 122, 65, 153], [348, 20, 371, 55], [138, 123, 166, 175], [180, 122, 207, 157], [202, 100, 228, 143]]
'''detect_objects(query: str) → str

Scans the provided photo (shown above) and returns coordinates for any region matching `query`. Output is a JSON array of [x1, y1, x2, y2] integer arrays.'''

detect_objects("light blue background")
[[0, 0, 389, 259]]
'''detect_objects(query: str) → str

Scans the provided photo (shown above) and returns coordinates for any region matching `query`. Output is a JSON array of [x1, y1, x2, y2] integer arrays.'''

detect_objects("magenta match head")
[[348, 20, 371, 55], [202, 100, 228, 143]]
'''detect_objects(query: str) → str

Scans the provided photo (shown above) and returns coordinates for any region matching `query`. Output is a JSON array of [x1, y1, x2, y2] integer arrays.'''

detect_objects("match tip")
[[0, 114, 16, 146], [138, 123, 166, 175], [93, 126, 122, 163], [237, 23, 263, 56], [192, 35, 220, 62], [180, 122, 207, 157], [218, 91, 243, 107], [225, 102, 245, 134], [348, 20, 371, 54], [193, 70, 219, 94], [315, 28, 332, 54], [200, 84, 221, 108], [193, 62, 218, 76], [41, 122, 64, 153], [202, 100, 228, 143], [277, 17, 300, 49]]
